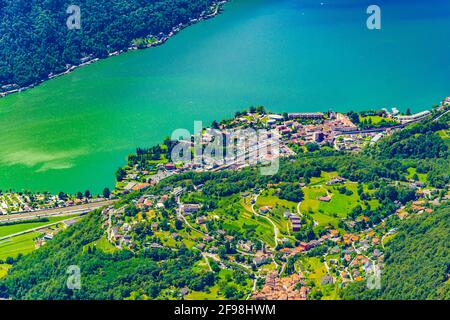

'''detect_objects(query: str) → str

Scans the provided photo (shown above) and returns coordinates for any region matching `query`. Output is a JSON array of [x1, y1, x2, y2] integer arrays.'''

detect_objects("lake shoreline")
[[1, 0, 448, 194], [0, 0, 228, 100]]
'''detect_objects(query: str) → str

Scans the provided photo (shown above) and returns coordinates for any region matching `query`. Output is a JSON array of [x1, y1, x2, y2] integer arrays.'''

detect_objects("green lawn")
[[0, 215, 77, 238], [436, 129, 450, 144], [222, 209, 275, 247], [256, 189, 298, 210], [406, 167, 428, 183], [154, 231, 178, 247], [296, 256, 340, 300], [297, 256, 327, 285], [186, 268, 251, 300], [255, 189, 298, 237], [319, 183, 360, 215], [0, 232, 42, 260], [191, 258, 211, 273], [359, 115, 383, 124], [85, 235, 117, 253], [300, 181, 379, 228], [309, 171, 339, 186], [186, 286, 222, 300], [170, 226, 204, 249], [0, 264, 11, 279], [359, 115, 398, 126]]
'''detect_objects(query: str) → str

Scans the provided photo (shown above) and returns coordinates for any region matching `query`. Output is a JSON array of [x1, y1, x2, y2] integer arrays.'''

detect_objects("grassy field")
[[406, 167, 428, 183], [436, 128, 450, 145], [300, 179, 379, 228], [359, 115, 398, 125], [0, 232, 42, 260], [296, 256, 339, 299], [0, 215, 75, 238], [297, 256, 326, 285], [359, 115, 384, 124], [256, 189, 298, 210], [186, 268, 252, 300], [178, 228, 204, 249], [85, 235, 117, 253], [191, 258, 211, 273], [309, 171, 339, 186], [0, 264, 11, 279], [154, 231, 178, 247], [223, 206, 275, 247], [255, 189, 298, 237], [207, 195, 275, 247]]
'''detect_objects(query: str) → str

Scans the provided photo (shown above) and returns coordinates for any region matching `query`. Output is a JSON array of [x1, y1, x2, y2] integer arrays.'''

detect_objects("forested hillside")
[[0, 210, 211, 299], [341, 114, 450, 300], [0, 0, 215, 88], [342, 204, 449, 300]]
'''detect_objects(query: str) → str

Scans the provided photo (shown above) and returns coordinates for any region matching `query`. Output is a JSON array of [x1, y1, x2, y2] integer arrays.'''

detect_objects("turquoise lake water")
[[0, 0, 449, 193]]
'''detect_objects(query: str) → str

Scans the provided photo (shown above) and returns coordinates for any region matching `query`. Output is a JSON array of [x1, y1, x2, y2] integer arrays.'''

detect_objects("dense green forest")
[[0, 0, 216, 88], [367, 120, 449, 159], [342, 204, 449, 300]]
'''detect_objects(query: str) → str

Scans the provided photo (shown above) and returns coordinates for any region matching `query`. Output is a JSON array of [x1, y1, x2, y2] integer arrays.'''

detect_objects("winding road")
[[251, 194, 280, 248]]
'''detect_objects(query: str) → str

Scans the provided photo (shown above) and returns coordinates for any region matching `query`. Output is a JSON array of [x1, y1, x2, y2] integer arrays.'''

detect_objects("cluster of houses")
[[441, 97, 450, 107], [129, 2, 226, 51], [396, 196, 447, 219], [334, 132, 384, 151], [323, 228, 385, 283], [103, 102, 450, 300], [338, 232, 385, 283], [0, 192, 97, 215], [280, 227, 386, 286], [102, 206, 134, 249], [271, 112, 358, 147], [117, 128, 291, 194], [246, 110, 397, 152], [252, 272, 308, 300]]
